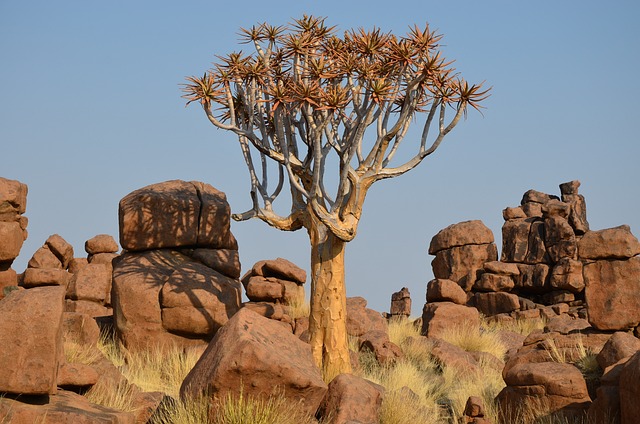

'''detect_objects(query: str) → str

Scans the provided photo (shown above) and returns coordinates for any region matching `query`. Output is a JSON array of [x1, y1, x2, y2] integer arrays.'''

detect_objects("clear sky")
[[2, 1, 639, 315]]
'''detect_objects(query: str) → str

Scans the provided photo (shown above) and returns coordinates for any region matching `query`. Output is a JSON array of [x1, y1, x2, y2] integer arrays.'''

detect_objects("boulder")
[[180, 308, 327, 417], [483, 261, 520, 276], [66, 263, 111, 302], [432, 243, 498, 291], [45, 234, 74, 269], [246, 257, 307, 284], [578, 226, 640, 260], [428, 220, 494, 255], [421, 302, 480, 339], [550, 258, 584, 293], [426, 278, 467, 305], [0, 286, 65, 395], [65, 299, 111, 318], [597, 332, 640, 370], [119, 180, 236, 251], [359, 330, 403, 365], [473, 273, 515, 292], [584, 257, 640, 331], [85, 234, 119, 254], [189, 248, 241, 279], [62, 312, 100, 346], [427, 338, 482, 375], [620, 351, 640, 424], [57, 362, 99, 388], [474, 292, 520, 316], [0, 177, 28, 214], [0, 267, 17, 299], [544, 216, 577, 263], [28, 245, 63, 269], [521, 189, 559, 205], [244, 275, 285, 302], [514, 263, 550, 293], [389, 287, 411, 317], [318, 373, 384, 424], [22, 268, 71, 288], [560, 181, 589, 235], [346, 297, 387, 337], [0, 221, 25, 262], [463, 396, 491, 424], [503, 206, 527, 220]]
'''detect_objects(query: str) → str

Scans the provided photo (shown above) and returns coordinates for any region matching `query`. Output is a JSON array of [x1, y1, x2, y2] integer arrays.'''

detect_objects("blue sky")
[[2, 1, 639, 315]]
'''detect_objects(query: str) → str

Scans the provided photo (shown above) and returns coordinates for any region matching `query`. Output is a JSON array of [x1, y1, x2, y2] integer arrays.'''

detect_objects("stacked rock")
[[112, 180, 242, 351], [0, 177, 28, 297], [387, 287, 411, 320], [241, 257, 306, 328]]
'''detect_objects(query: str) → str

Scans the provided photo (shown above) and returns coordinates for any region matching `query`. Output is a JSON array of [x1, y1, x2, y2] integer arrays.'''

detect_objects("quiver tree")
[[183, 15, 489, 380]]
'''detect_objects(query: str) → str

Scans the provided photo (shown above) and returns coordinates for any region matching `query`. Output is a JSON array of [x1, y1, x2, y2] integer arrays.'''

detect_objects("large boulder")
[[318, 373, 384, 424], [346, 297, 387, 337], [0, 286, 66, 395], [180, 308, 327, 417], [428, 220, 494, 255], [421, 301, 480, 339], [432, 244, 498, 291], [501, 218, 548, 264], [597, 332, 640, 370], [426, 279, 467, 305], [0, 221, 25, 262], [583, 257, 640, 331], [119, 180, 236, 251], [578, 226, 640, 260], [620, 351, 640, 424]]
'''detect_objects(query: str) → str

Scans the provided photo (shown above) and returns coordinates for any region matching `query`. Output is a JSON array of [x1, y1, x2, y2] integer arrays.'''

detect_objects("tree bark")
[[307, 215, 352, 382]]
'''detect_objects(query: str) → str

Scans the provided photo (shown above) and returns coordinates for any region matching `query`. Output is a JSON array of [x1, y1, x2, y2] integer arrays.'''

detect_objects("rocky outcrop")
[[0, 177, 28, 298], [346, 296, 387, 337], [112, 180, 242, 350], [388, 286, 411, 319]]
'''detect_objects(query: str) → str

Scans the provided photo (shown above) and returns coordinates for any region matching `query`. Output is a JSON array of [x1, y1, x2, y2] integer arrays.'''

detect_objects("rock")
[[359, 330, 403, 365], [0, 389, 135, 423], [389, 287, 411, 317], [0, 268, 17, 299], [65, 299, 112, 318], [22, 268, 71, 288], [45, 234, 74, 269], [57, 361, 99, 388], [501, 218, 548, 264], [559, 180, 581, 196], [544, 315, 591, 334], [522, 202, 543, 218], [584, 257, 640, 331], [161, 307, 228, 335], [426, 278, 467, 305], [346, 297, 387, 337], [514, 263, 550, 293], [62, 312, 100, 346], [427, 338, 482, 375], [503, 206, 527, 220], [550, 258, 584, 293], [0, 286, 66, 395], [544, 216, 577, 262], [597, 332, 640, 370], [66, 263, 111, 302], [421, 302, 480, 339], [28, 245, 63, 269], [85, 234, 119, 254], [473, 292, 520, 316], [463, 396, 491, 424], [0, 177, 28, 214], [189, 248, 241, 279], [521, 189, 558, 205], [542, 199, 571, 219], [180, 308, 327, 417], [473, 273, 515, 292], [432, 243, 498, 291], [428, 220, 494, 255], [542, 290, 575, 305], [119, 180, 236, 251], [563, 193, 589, 235], [68, 257, 89, 274], [247, 257, 307, 284], [241, 302, 292, 325], [88, 252, 119, 267], [483, 261, 520, 275], [0, 221, 25, 262], [318, 373, 384, 424], [620, 351, 640, 424], [588, 384, 621, 424], [244, 275, 284, 302], [578, 225, 640, 260], [497, 361, 591, 419]]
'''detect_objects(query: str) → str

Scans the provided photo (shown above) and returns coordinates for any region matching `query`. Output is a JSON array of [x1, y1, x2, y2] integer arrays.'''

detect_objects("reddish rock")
[[474, 292, 520, 316], [515, 263, 550, 293], [544, 315, 591, 334], [542, 290, 575, 305], [57, 361, 99, 388], [464, 396, 490, 423], [503, 206, 526, 220], [244, 275, 284, 302], [522, 202, 543, 218], [119, 180, 236, 251], [473, 273, 515, 292], [544, 216, 577, 262], [521, 189, 558, 205], [483, 261, 520, 275], [563, 194, 589, 235], [68, 257, 89, 274], [428, 220, 494, 255], [88, 252, 118, 267], [45, 234, 74, 269], [542, 199, 571, 219], [550, 258, 584, 293], [180, 308, 327, 416], [65, 299, 112, 318], [597, 332, 640, 370], [578, 225, 640, 260], [244, 257, 307, 284], [85, 234, 119, 254], [346, 296, 387, 337], [432, 243, 498, 291], [390, 287, 411, 316], [28, 245, 63, 269], [242, 301, 292, 324], [500, 218, 548, 264], [359, 330, 403, 365], [426, 278, 467, 305], [22, 268, 71, 288], [421, 301, 480, 339], [162, 306, 228, 336], [66, 263, 111, 302], [0, 177, 28, 214], [62, 312, 100, 346], [0, 286, 65, 395], [0, 221, 25, 262], [584, 257, 640, 331], [588, 385, 621, 424], [427, 338, 482, 375], [0, 389, 135, 423], [0, 267, 17, 299], [318, 373, 384, 424], [189, 248, 241, 279], [620, 351, 640, 424]]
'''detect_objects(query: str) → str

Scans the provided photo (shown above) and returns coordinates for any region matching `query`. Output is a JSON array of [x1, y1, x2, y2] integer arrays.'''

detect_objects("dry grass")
[[287, 299, 310, 321], [84, 379, 141, 413], [63, 339, 103, 365], [483, 315, 547, 337], [438, 323, 508, 361]]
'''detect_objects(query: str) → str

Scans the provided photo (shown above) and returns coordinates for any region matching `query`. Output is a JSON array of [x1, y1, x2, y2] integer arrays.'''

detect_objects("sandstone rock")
[[318, 373, 384, 424], [180, 308, 327, 417], [515, 263, 550, 293], [542, 290, 575, 305], [620, 351, 640, 424], [544, 216, 577, 262], [0, 221, 24, 262], [474, 292, 520, 316], [244, 275, 284, 301], [483, 261, 520, 275], [28, 245, 63, 269], [62, 312, 100, 346], [119, 180, 236, 251], [421, 301, 480, 339], [503, 206, 526, 220], [473, 273, 515, 292], [563, 193, 589, 235], [45, 234, 74, 269], [522, 202, 543, 218], [247, 257, 307, 284], [0, 389, 135, 424], [559, 180, 580, 196], [584, 257, 640, 331], [542, 199, 571, 219], [88, 252, 119, 267], [68, 257, 89, 274], [426, 278, 467, 305], [550, 258, 584, 293], [65, 299, 112, 318], [162, 306, 228, 335], [85, 234, 119, 254], [0, 267, 17, 299], [0, 286, 65, 395], [588, 384, 621, 424], [428, 220, 494, 255], [359, 330, 403, 365], [544, 315, 591, 334], [501, 218, 548, 264], [497, 361, 591, 419], [389, 287, 411, 316], [189, 248, 241, 279], [0, 177, 28, 214], [67, 263, 111, 302], [242, 301, 292, 324], [521, 189, 559, 205], [58, 361, 99, 388], [597, 332, 640, 370], [432, 243, 498, 291], [578, 226, 640, 260], [346, 296, 387, 337], [425, 337, 483, 375], [22, 267, 71, 288]]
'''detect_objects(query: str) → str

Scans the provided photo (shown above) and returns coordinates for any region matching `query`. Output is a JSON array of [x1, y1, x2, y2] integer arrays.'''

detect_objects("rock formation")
[[0, 177, 28, 299]]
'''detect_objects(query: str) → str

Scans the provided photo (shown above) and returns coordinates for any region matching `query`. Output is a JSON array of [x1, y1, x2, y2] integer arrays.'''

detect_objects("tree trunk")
[[307, 216, 352, 382]]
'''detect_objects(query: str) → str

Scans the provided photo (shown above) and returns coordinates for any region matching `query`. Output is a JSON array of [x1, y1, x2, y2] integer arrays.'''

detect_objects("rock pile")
[[112, 180, 242, 350], [0, 177, 28, 298]]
